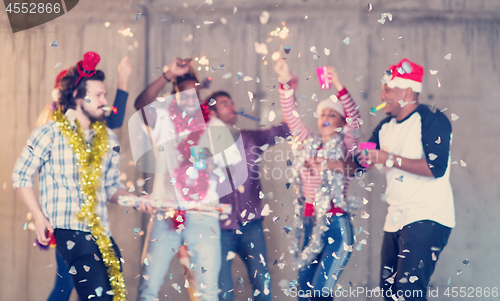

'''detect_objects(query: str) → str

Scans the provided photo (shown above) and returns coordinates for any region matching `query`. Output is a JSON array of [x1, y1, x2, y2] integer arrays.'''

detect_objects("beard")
[[82, 105, 106, 123]]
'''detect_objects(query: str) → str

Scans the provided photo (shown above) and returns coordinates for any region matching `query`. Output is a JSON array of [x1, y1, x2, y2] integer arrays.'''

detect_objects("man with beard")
[[13, 52, 155, 300]]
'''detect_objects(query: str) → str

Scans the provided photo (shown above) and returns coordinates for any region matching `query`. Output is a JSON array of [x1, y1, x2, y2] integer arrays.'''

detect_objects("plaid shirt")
[[12, 120, 124, 236]]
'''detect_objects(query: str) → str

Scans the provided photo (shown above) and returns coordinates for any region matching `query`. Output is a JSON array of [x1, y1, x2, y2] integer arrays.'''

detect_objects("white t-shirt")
[[368, 104, 455, 232]]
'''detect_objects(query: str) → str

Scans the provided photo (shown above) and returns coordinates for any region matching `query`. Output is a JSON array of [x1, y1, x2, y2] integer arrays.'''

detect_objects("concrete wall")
[[0, 0, 499, 300]]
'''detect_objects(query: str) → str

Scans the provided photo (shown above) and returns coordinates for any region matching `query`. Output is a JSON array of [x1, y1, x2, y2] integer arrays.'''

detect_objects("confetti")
[[368, 3, 372, 11], [343, 37, 350, 45], [222, 72, 232, 79], [328, 237, 335, 244], [463, 258, 470, 266], [444, 53, 452, 60], [225, 251, 236, 262], [69, 266, 77, 275], [261, 204, 272, 216], [285, 183, 291, 189], [435, 137, 441, 144], [432, 252, 437, 261], [361, 211, 370, 219], [134, 228, 141, 235], [136, 13, 141, 20], [23, 223, 27, 230], [233, 7, 237, 14], [83, 265, 90, 272], [259, 191, 264, 199], [220, 17, 227, 25], [268, 111, 276, 122], [395, 175, 404, 182], [283, 226, 292, 233], [283, 46, 292, 54], [204, 21, 214, 25], [428, 153, 437, 161], [273, 216, 280, 223], [50, 41, 58, 49], [460, 160, 466, 167], [67, 240, 75, 250], [451, 113, 459, 121], [430, 70, 438, 75], [260, 11, 270, 25], [437, 78, 441, 87]]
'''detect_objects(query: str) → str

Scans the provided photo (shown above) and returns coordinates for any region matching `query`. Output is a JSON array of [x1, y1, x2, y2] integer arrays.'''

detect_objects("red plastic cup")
[[316, 67, 331, 90], [359, 142, 376, 167]]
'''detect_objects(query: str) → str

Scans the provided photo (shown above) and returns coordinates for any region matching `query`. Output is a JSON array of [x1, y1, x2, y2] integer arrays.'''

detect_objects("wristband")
[[163, 72, 171, 82]]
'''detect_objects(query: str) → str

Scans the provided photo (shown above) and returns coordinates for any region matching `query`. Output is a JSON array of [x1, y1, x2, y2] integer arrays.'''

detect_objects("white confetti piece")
[[430, 70, 438, 75], [292, 110, 299, 117], [309, 46, 317, 53], [437, 78, 441, 87], [260, 11, 270, 25], [343, 37, 350, 45], [244, 76, 253, 81], [324, 48, 330, 55], [428, 153, 438, 161], [233, 7, 237, 14], [128, 185, 135, 192], [240, 209, 247, 218], [69, 266, 77, 275], [269, 111, 276, 122], [55, 62, 62, 68], [226, 251, 236, 261], [398, 100, 408, 107], [460, 160, 466, 167], [451, 113, 459, 121], [444, 53, 452, 60], [204, 21, 213, 25], [361, 211, 370, 219], [84, 265, 91, 272], [254, 42, 268, 55], [328, 237, 335, 244], [248, 91, 254, 102], [222, 72, 232, 79], [363, 198, 369, 205], [261, 204, 273, 216], [67, 240, 75, 250]]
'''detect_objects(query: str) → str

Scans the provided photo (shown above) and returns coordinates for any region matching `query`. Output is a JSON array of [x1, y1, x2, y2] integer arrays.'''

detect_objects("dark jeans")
[[54, 229, 122, 301], [219, 219, 272, 301], [380, 220, 452, 301], [298, 215, 354, 301], [47, 250, 74, 301]]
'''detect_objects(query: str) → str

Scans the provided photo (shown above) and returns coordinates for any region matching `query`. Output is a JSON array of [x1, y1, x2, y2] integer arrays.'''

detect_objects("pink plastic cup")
[[359, 142, 376, 167], [316, 67, 331, 90]]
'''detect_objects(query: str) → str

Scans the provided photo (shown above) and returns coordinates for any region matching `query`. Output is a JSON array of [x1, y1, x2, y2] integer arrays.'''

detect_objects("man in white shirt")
[[359, 58, 455, 301]]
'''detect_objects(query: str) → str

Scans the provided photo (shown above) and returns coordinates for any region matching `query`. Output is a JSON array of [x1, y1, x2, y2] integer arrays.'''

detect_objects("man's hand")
[[164, 58, 192, 81], [136, 195, 157, 214], [274, 58, 293, 84], [34, 214, 54, 246], [359, 149, 390, 167], [117, 56, 132, 91], [325, 66, 344, 91]]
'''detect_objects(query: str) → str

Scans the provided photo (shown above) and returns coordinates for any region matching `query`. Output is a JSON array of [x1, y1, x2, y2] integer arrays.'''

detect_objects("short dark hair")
[[58, 66, 105, 113], [205, 90, 232, 112]]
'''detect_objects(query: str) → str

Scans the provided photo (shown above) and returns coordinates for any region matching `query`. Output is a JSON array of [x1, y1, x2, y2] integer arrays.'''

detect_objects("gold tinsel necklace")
[[53, 110, 127, 300]]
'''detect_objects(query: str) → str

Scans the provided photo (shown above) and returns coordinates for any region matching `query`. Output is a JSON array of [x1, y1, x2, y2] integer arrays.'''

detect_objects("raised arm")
[[134, 57, 191, 111], [107, 56, 132, 129], [326, 67, 361, 155], [274, 59, 312, 143]]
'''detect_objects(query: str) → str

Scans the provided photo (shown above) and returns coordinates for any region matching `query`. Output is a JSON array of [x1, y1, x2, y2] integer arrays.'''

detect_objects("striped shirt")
[[12, 119, 124, 236], [279, 86, 360, 215]]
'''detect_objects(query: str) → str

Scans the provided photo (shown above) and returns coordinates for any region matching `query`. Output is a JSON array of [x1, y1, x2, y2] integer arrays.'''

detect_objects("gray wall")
[[1, 0, 499, 300]]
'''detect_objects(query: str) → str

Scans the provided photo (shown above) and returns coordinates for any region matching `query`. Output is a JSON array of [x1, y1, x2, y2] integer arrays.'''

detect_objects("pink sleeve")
[[338, 88, 361, 154], [279, 85, 311, 143]]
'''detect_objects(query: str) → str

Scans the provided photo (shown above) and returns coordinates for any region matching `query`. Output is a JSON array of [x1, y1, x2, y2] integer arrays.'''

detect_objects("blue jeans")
[[47, 250, 74, 301], [219, 219, 271, 301], [137, 212, 221, 301], [54, 229, 122, 301], [298, 215, 354, 301]]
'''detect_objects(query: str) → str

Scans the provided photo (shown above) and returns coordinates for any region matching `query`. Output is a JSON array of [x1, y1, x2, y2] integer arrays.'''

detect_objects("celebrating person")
[[12, 52, 154, 301], [36, 54, 132, 301], [201, 91, 290, 301], [274, 58, 360, 301], [358, 58, 455, 301], [132, 58, 241, 301]]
